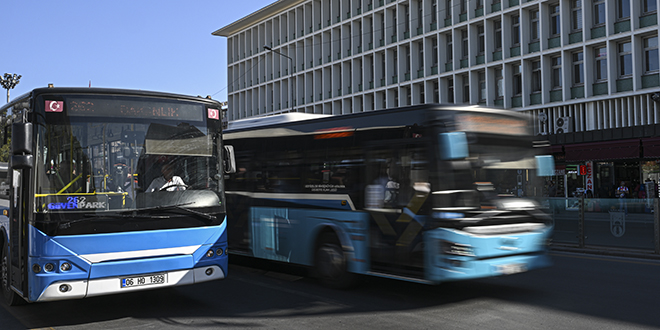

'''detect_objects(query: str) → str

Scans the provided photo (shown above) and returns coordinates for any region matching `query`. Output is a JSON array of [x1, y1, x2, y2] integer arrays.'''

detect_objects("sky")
[[2, 0, 277, 104]]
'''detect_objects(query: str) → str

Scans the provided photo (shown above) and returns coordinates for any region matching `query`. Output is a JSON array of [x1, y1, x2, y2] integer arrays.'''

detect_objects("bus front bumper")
[[431, 253, 551, 283], [36, 265, 225, 302]]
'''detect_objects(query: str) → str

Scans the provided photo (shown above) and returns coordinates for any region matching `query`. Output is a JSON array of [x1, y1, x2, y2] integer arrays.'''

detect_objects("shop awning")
[[564, 140, 640, 161], [642, 137, 660, 158], [548, 145, 563, 154]]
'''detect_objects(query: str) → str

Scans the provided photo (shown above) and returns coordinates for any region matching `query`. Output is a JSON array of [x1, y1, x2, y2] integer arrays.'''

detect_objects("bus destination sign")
[[456, 113, 528, 136], [47, 96, 204, 122]]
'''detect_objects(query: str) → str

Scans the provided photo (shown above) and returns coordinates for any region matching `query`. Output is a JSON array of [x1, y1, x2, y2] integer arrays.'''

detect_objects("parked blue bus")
[[1, 87, 234, 304], [224, 104, 554, 287]]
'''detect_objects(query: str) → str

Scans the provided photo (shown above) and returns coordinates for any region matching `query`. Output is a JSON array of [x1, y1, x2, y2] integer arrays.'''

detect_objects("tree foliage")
[[0, 139, 9, 162]]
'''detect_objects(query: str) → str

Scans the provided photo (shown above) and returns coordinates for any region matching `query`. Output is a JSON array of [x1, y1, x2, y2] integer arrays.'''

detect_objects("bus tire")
[[314, 232, 357, 289], [1, 242, 24, 306]]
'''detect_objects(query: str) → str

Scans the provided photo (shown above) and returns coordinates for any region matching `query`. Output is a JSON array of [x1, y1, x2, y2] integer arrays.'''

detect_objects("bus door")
[[8, 122, 34, 299], [365, 140, 430, 275]]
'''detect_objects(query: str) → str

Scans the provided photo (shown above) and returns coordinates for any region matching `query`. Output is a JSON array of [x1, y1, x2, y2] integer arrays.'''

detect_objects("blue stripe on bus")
[[33, 221, 226, 256]]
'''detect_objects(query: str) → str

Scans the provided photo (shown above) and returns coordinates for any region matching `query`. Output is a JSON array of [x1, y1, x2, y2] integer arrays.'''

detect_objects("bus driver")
[[146, 162, 187, 192]]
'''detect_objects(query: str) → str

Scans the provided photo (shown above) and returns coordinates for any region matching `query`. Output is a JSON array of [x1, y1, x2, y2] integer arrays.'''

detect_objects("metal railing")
[[547, 197, 660, 257]]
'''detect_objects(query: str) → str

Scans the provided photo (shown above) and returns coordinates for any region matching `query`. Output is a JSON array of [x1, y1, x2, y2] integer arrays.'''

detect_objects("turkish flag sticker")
[[208, 108, 219, 120], [45, 100, 63, 112]]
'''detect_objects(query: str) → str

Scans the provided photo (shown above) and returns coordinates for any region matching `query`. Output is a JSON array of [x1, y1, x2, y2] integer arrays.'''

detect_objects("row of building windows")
[[220, 0, 660, 121], [226, 32, 659, 120], [227, 81, 660, 128], [228, 0, 658, 65], [228, 32, 659, 96], [227, 2, 659, 98]]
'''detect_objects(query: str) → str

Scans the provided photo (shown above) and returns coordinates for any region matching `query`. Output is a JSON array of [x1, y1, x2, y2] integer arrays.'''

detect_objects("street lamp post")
[[0, 73, 22, 103], [264, 45, 295, 113]]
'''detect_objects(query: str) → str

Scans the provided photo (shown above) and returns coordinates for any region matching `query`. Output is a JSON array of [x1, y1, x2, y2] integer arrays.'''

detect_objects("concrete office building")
[[214, 0, 660, 198]]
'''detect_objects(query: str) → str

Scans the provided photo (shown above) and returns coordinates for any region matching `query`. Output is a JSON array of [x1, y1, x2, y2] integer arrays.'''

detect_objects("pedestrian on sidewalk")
[[616, 181, 629, 214]]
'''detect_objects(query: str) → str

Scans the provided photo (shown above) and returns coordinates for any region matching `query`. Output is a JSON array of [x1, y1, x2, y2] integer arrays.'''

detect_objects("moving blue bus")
[[224, 104, 554, 287], [1, 87, 234, 304]]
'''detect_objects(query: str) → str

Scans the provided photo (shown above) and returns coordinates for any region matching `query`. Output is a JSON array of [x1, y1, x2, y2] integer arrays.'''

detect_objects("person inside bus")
[[112, 161, 136, 203], [372, 166, 399, 207], [146, 162, 187, 192], [384, 173, 400, 206]]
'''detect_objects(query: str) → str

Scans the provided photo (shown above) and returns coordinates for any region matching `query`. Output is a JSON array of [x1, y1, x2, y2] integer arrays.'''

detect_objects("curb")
[[551, 244, 660, 260]]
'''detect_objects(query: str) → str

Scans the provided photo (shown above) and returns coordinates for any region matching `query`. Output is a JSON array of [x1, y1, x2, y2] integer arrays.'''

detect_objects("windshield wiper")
[[44, 213, 172, 234], [153, 203, 217, 221]]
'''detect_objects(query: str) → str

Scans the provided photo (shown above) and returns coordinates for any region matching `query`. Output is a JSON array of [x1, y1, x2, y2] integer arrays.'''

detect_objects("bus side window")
[[398, 146, 429, 206], [0, 117, 9, 199], [366, 149, 398, 208], [302, 144, 360, 194], [366, 145, 428, 209], [0, 162, 8, 199], [266, 158, 301, 193]]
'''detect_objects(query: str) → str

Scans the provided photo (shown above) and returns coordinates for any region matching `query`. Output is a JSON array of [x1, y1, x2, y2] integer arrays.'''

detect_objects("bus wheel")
[[314, 232, 357, 289], [1, 243, 23, 306]]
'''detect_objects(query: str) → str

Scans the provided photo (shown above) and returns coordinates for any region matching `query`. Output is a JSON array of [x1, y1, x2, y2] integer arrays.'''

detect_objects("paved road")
[[2, 252, 660, 329]]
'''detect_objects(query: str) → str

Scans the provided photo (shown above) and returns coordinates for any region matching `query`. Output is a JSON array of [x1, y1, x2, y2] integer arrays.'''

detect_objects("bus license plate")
[[496, 263, 527, 275], [121, 273, 168, 288]]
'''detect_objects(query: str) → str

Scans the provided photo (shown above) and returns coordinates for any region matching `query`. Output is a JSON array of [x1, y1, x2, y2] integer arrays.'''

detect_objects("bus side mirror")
[[11, 122, 32, 155], [535, 155, 555, 176], [11, 155, 33, 170], [223, 145, 236, 174], [439, 132, 468, 160], [10, 123, 33, 170]]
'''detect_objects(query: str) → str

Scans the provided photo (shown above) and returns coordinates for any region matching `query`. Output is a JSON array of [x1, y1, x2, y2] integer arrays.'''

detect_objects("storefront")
[[550, 139, 659, 199]]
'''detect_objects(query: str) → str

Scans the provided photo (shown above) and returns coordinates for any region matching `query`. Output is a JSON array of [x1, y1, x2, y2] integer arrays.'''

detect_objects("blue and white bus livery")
[[224, 104, 554, 288], [1, 87, 235, 304]]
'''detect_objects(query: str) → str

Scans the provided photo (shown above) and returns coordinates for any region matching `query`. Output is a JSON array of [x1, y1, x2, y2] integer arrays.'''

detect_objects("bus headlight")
[[497, 199, 537, 210], [432, 212, 465, 219], [440, 241, 475, 257], [206, 249, 214, 258], [216, 248, 224, 256], [61, 262, 72, 272], [32, 264, 42, 273], [44, 263, 55, 272]]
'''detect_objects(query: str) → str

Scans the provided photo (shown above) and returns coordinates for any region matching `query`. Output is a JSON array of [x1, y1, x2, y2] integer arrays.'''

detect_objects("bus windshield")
[[33, 94, 223, 223], [468, 135, 542, 199], [433, 111, 544, 211]]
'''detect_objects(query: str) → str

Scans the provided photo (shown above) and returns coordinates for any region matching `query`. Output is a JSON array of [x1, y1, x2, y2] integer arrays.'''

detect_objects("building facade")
[[214, 0, 660, 199]]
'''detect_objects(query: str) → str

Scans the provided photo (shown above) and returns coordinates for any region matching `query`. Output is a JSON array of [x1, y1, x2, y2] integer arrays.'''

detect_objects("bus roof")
[[227, 113, 331, 130], [224, 104, 523, 135], [0, 87, 222, 113]]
